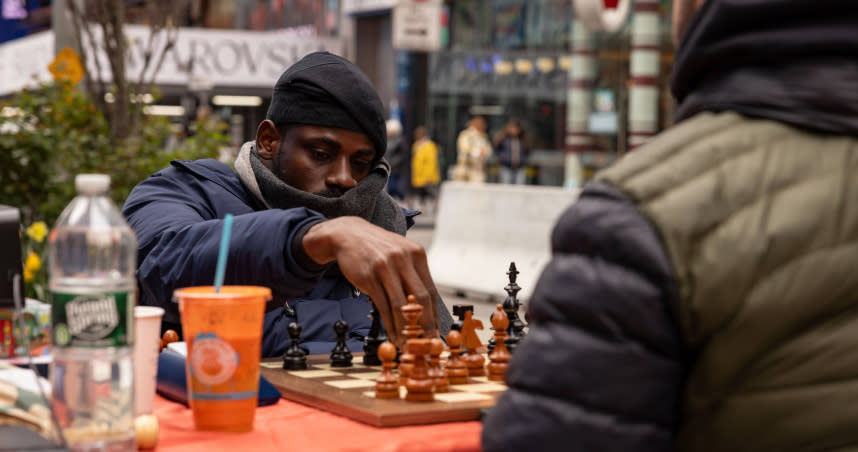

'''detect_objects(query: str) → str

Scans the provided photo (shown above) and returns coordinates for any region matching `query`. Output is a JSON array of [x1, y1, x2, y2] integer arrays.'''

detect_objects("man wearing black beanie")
[[123, 52, 452, 356]]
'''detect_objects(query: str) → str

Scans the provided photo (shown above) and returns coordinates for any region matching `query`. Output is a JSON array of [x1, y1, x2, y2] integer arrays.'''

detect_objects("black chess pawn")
[[363, 302, 387, 365], [503, 262, 527, 353], [330, 319, 353, 367], [282, 322, 308, 370]]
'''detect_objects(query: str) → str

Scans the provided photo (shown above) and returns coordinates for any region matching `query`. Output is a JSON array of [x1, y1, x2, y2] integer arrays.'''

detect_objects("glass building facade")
[[426, 0, 675, 186]]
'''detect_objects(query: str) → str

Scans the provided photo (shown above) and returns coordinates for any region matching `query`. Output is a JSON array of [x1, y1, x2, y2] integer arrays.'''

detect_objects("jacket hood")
[[671, 0, 858, 135]]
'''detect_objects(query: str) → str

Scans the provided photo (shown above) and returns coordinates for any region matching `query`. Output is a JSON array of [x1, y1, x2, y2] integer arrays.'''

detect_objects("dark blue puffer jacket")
[[121, 158, 421, 356], [481, 182, 685, 452]]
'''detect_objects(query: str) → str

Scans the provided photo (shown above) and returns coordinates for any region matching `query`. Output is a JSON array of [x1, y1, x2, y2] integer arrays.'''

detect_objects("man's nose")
[[326, 157, 358, 189]]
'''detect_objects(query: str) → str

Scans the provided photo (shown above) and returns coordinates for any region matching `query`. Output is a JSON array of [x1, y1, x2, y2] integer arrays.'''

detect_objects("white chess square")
[[434, 392, 493, 403], [450, 383, 507, 393], [324, 379, 377, 389], [288, 370, 343, 378], [348, 371, 382, 380]]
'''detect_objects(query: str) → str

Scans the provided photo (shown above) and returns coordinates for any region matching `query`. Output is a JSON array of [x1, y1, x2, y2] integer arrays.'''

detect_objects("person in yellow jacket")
[[410, 126, 441, 213]]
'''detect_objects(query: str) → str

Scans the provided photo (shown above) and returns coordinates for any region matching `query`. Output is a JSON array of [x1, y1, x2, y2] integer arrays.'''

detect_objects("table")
[[152, 394, 483, 452]]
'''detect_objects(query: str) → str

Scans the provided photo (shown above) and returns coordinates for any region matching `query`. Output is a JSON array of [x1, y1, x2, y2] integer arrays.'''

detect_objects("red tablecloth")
[[152, 395, 483, 452]]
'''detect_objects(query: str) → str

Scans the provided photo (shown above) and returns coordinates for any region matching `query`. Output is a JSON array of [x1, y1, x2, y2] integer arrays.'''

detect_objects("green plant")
[[0, 80, 112, 225], [0, 80, 229, 226]]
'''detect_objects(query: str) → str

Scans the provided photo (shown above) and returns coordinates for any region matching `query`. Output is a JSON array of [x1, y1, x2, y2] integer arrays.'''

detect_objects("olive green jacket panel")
[[597, 112, 858, 451]]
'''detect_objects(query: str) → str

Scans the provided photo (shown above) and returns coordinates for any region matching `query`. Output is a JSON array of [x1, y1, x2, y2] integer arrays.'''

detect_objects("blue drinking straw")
[[214, 214, 234, 293]]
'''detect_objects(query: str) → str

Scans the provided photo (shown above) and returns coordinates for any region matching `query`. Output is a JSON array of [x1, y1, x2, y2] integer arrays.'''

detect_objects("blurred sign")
[[2, 0, 27, 19], [343, 0, 397, 14], [48, 47, 84, 84], [0, 31, 54, 96], [0, 27, 344, 96], [89, 25, 345, 89], [573, 0, 630, 32], [188, 73, 213, 92], [588, 112, 618, 134], [393, 0, 442, 52]]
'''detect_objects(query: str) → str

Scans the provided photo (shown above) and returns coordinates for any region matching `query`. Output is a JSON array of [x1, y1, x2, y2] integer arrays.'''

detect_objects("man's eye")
[[311, 150, 331, 161]]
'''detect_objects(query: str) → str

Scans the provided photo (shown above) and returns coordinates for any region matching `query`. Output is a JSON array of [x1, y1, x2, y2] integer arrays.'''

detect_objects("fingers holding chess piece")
[[374, 341, 400, 399], [487, 304, 511, 382]]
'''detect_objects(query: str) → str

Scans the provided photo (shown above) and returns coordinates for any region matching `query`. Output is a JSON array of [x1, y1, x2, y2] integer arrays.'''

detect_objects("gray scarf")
[[234, 141, 407, 236]]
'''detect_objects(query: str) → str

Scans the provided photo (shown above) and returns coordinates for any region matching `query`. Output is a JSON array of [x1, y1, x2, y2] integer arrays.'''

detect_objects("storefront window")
[[430, 0, 675, 186]]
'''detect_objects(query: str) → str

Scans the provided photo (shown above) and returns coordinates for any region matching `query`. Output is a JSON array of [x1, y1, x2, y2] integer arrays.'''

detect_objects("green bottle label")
[[50, 290, 134, 347]]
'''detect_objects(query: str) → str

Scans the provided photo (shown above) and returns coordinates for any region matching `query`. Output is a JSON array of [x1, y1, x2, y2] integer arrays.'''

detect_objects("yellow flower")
[[26, 222, 48, 243], [25, 252, 41, 273], [23, 268, 34, 283]]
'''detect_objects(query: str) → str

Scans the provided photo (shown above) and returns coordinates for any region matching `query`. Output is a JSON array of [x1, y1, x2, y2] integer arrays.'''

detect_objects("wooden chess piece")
[[405, 339, 434, 402], [444, 330, 469, 384], [330, 320, 353, 367], [162, 329, 179, 350], [487, 304, 511, 382], [282, 322, 308, 370], [427, 338, 449, 393], [374, 341, 399, 399], [461, 310, 486, 376], [398, 294, 424, 385]]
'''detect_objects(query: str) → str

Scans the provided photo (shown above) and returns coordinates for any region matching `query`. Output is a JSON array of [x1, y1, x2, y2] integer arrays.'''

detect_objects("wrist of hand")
[[302, 220, 337, 265]]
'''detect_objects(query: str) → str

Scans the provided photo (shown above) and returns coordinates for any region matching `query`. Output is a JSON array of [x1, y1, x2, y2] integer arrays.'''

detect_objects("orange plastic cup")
[[175, 286, 271, 432]]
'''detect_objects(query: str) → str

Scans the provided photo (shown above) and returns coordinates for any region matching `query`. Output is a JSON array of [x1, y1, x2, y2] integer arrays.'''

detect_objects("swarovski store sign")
[[0, 26, 345, 96], [92, 25, 345, 89]]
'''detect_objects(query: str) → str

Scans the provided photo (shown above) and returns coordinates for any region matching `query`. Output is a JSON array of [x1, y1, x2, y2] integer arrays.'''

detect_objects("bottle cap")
[[75, 174, 110, 195]]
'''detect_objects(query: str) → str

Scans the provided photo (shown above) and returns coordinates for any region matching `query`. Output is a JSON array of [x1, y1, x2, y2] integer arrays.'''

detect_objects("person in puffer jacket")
[[482, 1, 858, 451]]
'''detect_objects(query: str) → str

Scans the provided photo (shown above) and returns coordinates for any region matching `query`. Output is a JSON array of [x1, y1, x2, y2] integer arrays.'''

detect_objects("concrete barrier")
[[427, 181, 579, 302]]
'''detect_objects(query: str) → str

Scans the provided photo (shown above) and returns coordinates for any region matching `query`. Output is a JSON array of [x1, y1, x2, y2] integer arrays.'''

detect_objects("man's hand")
[[302, 216, 440, 348]]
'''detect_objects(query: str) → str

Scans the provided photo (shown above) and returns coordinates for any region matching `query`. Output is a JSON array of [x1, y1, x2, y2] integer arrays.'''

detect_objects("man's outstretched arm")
[[302, 216, 441, 348], [482, 182, 686, 452]]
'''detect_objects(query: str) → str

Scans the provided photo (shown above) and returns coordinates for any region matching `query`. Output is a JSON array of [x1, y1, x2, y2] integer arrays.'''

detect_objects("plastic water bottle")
[[49, 174, 137, 452]]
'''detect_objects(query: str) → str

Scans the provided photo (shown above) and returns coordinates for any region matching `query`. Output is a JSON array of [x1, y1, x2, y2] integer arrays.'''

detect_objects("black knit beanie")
[[266, 52, 387, 160]]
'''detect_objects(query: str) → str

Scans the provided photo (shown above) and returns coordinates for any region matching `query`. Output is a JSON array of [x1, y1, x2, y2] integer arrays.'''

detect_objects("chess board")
[[259, 353, 506, 427]]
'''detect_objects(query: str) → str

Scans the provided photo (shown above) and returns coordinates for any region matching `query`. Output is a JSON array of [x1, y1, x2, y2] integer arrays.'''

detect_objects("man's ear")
[[256, 120, 280, 161]]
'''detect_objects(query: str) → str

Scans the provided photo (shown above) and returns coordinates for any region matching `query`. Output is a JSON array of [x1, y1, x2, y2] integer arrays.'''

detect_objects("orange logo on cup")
[[190, 333, 238, 386]]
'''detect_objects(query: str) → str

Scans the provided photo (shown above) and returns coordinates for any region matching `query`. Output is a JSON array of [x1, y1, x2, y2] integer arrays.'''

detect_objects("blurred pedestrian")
[[492, 118, 530, 185], [410, 126, 440, 214], [452, 115, 491, 183], [385, 118, 408, 201], [483, 1, 858, 451]]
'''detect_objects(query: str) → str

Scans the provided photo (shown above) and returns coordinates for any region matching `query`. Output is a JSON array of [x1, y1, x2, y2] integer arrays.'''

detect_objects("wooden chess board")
[[259, 353, 506, 427]]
